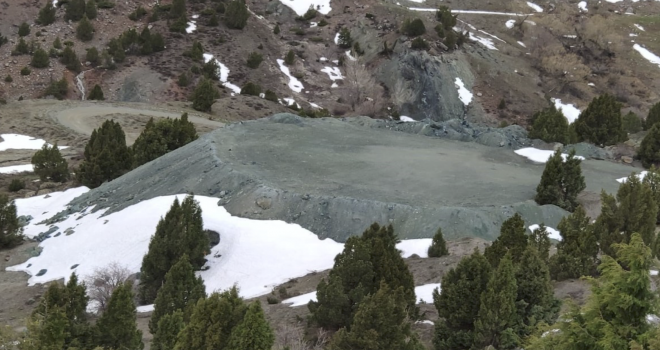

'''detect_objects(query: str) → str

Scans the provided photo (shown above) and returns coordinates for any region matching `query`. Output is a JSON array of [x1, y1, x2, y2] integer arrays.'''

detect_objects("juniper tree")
[[401, 18, 426, 37], [18, 22, 30, 37], [31, 143, 69, 182], [0, 195, 22, 250], [139, 195, 208, 304], [225, 0, 249, 29], [638, 123, 660, 168], [284, 49, 295, 65], [428, 227, 449, 257], [549, 206, 599, 280], [528, 105, 570, 144], [76, 15, 94, 41], [60, 46, 81, 72], [65, 0, 86, 22], [622, 111, 644, 134], [529, 224, 551, 263], [152, 310, 184, 350], [535, 149, 585, 211], [436, 6, 456, 30], [86, 47, 100, 66], [643, 166, 660, 223], [574, 93, 626, 146], [76, 120, 131, 188], [95, 282, 143, 350], [433, 249, 492, 350], [645, 101, 660, 130], [149, 255, 206, 334], [31, 48, 50, 68], [170, 0, 186, 18], [38, 2, 57, 25], [13, 38, 29, 55], [337, 28, 352, 48], [484, 213, 528, 267], [191, 78, 219, 112], [226, 301, 274, 350], [88, 84, 104, 100], [85, 0, 97, 19], [132, 114, 198, 167]]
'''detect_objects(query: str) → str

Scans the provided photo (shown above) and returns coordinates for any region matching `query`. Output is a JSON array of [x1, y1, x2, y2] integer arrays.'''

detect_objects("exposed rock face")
[[64, 114, 634, 242]]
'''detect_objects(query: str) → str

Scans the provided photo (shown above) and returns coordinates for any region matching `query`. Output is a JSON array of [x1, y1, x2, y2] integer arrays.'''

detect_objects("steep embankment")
[[61, 113, 634, 242]]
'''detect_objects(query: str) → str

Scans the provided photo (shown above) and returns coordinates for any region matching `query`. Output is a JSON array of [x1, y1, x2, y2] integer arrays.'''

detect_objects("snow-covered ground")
[[345, 50, 357, 61], [578, 1, 588, 11], [282, 291, 317, 307], [616, 171, 647, 183], [320, 66, 343, 81], [397, 239, 432, 257], [552, 98, 581, 124], [455, 78, 474, 105], [399, 116, 418, 123], [281, 283, 441, 307], [278, 0, 331, 16], [527, 2, 543, 12], [276, 59, 304, 93], [518, 41, 526, 47], [633, 44, 660, 68], [469, 32, 498, 50], [528, 224, 562, 241], [202, 53, 241, 94], [0, 134, 68, 151], [0, 164, 34, 174], [505, 19, 515, 28], [634, 24, 645, 31], [514, 148, 586, 163], [186, 20, 197, 33], [280, 98, 301, 109]]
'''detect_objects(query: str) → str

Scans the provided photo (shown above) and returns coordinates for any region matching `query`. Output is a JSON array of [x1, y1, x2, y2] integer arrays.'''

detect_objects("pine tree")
[[225, 0, 249, 29], [638, 123, 660, 168], [535, 149, 585, 211], [88, 84, 104, 100], [23, 306, 69, 350], [18, 22, 30, 37], [188, 41, 203, 61], [38, 2, 57, 25], [401, 18, 426, 37], [53, 37, 62, 49], [529, 224, 551, 263], [484, 213, 528, 267], [328, 283, 425, 350], [132, 114, 198, 167], [436, 6, 456, 30], [273, 24, 280, 35], [95, 282, 143, 350], [549, 206, 599, 280], [562, 149, 586, 211], [13, 38, 29, 55], [31, 47, 50, 68], [529, 105, 570, 144], [149, 255, 206, 334], [284, 49, 295, 65], [174, 287, 247, 350], [31, 143, 69, 182], [85, 0, 97, 19], [0, 195, 22, 250], [622, 111, 644, 134], [338, 28, 352, 48], [191, 78, 219, 112], [76, 119, 132, 188], [65, 0, 86, 22], [643, 165, 660, 223], [152, 310, 184, 350], [574, 93, 626, 146], [428, 227, 449, 257], [226, 301, 274, 350], [170, 0, 186, 19], [433, 249, 491, 350], [86, 47, 100, 66], [60, 46, 81, 73], [139, 195, 208, 304], [474, 253, 519, 350], [76, 15, 94, 42], [645, 101, 660, 130]]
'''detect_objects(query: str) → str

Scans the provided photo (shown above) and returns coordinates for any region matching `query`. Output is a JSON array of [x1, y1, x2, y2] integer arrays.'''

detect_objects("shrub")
[[498, 98, 506, 110], [0, 195, 23, 250], [225, 0, 249, 29], [76, 120, 131, 188], [38, 2, 57, 25], [528, 105, 570, 144], [186, 41, 204, 61], [284, 50, 295, 65], [4, 75, 12, 83], [43, 77, 68, 100], [337, 28, 352, 48], [428, 228, 449, 257], [18, 22, 30, 37], [264, 89, 277, 102], [207, 12, 219, 26], [8, 179, 24, 192], [401, 18, 426, 37], [132, 114, 197, 167], [12, 38, 29, 56], [273, 24, 280, 35], [20, 67, 31, 76], [169, 0, 186, 19], [574, 93, 626, 146], [240, 82, 262, 96], [246, 52, 263, 69], [65, 0, 85, 21], [266, 296, 279, 304], [410, 37, 429, 50], [622, 111, 643, 134], [302, 7, 317, 20], [177, 72, 190, 87], [434, 24, 445, 38], [88, 84, 104, 100], [76, 15, 94, 41], [202, 59, 219, 80], [31, 48, 50, 68], [53, 37, 62, 49], [169, 16, 187, 33], [60, 46, 81, 72], [535, 149, 586, 211], [638, 124, 660, 168], [86, 47, 100, 66], [128, 6, 147, 21], [86, 0, 98, 19], [96, 0, 115, 8], [436, 6, 456, 30], [191, 78, 220, 112], [645, 102, 660, 130], [318, 18, 328, 26], [31, 143, 69, 182]]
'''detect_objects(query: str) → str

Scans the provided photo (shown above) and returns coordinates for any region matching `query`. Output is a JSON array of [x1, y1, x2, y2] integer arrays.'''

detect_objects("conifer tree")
[[484, 213, 528, 267], [88, 84, 104, 100], [18, 22, 30, 37], [574, 93, 626, 146], [38, 2, 57, 25], [23, 306, 69, 350], [174, 287, 247, 350], [95, 282, 143, 350], [0, 195, 22, 250], [13, 38, 29, 55], [60, 46, 81, 73], [85, 0, 97, 19], [284, 49, 295, 65], [638, 123, 660, 168], [549, 206, 598, 280], [338, 28, 352, 48], [535, 149, 585, 211], [170, 0, 186, 19], [149, 255, 206, 334], [152, 310, 184, 350], [86, 47, 100, 66], [645, 101, 660, 130], [139, 195, 208, 304], [31, 48, 50, 68], [433, 249, 491, 350], [225, 0, 249, 29], [529, 224, 551, 263], [31, 143, 69, 182], [328, 283, 425, 350], [65, 0, 86, 22], [76, 120, 131, 188], [76, 15, 94, 42], [191, 78, 219, 112], [528, 105, 570, 144], [643, 165, 660, 223], [428, 227, 449, 257], [226, 301, 274, 350], [622, 111, 644, 134], [474, 253, 519, 350]]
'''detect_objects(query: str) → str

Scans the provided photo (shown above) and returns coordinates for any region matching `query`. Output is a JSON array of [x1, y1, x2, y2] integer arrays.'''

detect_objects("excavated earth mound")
[[64, 114, 635, 242]]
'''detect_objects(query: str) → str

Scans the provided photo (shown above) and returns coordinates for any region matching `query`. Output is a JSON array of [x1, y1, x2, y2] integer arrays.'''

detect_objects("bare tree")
[[341, 55, 383, 116], [85, 262, 133, 313], [275, 324, 329, 350]]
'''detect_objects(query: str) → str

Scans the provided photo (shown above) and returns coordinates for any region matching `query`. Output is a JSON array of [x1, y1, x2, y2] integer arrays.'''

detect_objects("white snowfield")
[[281, 283, 441, 307], [528, 224, 562, 241], [0, 164, 34, 174], [203, 53, 241, 94], [0, 134, 69, 151], [633, 44, 660, 68], [455, 78, 474, 105], [277, 59, 305, 93], [279, 0, 331, 16], [552, 98, 581, 124], [320, 66, 343, 81], [282, 291, 318, 307], [397, 239, 433, 258], [186, 20, 197, 34], [514, 148, 586, 164]]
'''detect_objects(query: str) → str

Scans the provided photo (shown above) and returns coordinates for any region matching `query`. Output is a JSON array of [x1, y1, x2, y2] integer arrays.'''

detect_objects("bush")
[[38, 2, 57, 25], [86, 0, 98, 19], [177, 72, 190, 87], [18, 22, 30, 37], [284, 50, 295, 65], [434, 24, 445, 38], [246, 52, 263, 69], [302, 7, 317, 20], [318, 18, 328, 26], [535, 149, 586, 211], [428, 228, 449, 257], [60, 46, 81, 73], [240, 82, 262, 96], [96, 0, 115, 8], [31, 143, 69, 182], [8, 179, 24, 192], [12, 38, 29, 56], [266, 296, 279, 304], [207, 13, 219, 26], [4, 75, 12, 83], [65, 0, 85, 21], [622, 111, 643, 134], [337, 28, 352, 48], [401, 18, 426, 37], [43, 77, 68, 100], [436, 5, 456, 30], [88, 84, 104, 100], [498, 99, 506, 110], [53, 37, 62, 49], [0, 195, 23, 250], [273, 24, 280, 35], [20, 67, 31, 76], [574, 94, 626, 146], [128, 6, 147, 21], [528, 105, 570, 144], [191, 78, 220, 112], [76, 15, 94, 42], [86, 47, 100, 66], [31, 48, 50, 68], [132, 114, 197, 167], [225, 0, 249, 29], [169, 16, 187, 33], [169, 0, 186, 19], [186, 41, 204, 61], [410, 37, 429, 50], [264, 89, 277, 102]]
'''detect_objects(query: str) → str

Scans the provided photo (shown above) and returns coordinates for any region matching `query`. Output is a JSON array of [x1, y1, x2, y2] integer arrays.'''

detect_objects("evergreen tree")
[[622, 111, 644, 134], [95, 282, 143, 350], [535, 149, 585, 211], [433, 249, 491, 350], [474, 253, 519, 350], [139, 195, 208, 304], [574, 93, 627, 146], [246, 51, 263, 69], [53, 37, 62, 49], [23, 306, 69, 350], [149, 255, 206, 334], [638, 123, 660, 168], [86, 47, 100, 66], [31, 143, 69, 182], [188, 41, 203, 61], [428, 227, 449, 257], [436, 5, 456, 30], [76, 15, 94, 42], [528, 105, 570, 144], [170, 0, 186, 19], [38, 2, 57, 25], [240, 82, 261, 96], [225, 0, 249, 29], [151, 310, 184, 350], [643, 165, 660, 223], [645, 101, 660, 130], [401, 18, 426, 37], [548, 206, 599, 280], [60, 46, 81, 72], [484, 213, 528, 267], [31, 47, 50, 68], [0, 195, 22, 250], [13, 38, 29, 55], [338, 28, 352, 48], [529, 224, 551, 263], [284, 49, 295, 65], [85, 0, 97, 19], [88, 84, 104, 100], [226, 301, 274, 350], [132, 114, 198, 167], [18, 22, 30, 37], [65, 0, 86, 22], [273, 24, 280, 35], [76, 119, 132, 188], [191, 78, 219, 112], [174, 287, 247, 350], [328, 283, 425, 350]]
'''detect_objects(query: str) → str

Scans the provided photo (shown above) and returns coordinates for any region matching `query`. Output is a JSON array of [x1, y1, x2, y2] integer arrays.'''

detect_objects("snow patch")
[[528, 224, 562, 241], [278, 0, 331, 16], [397, 239, 432, 257], [478, 29, 505, 43], [280, 98, 301, 109], [399, 116, 418, 123], [334, 32, 340, 45], [505, 19, 515, 28], [202, 53, 241, 94], [137, 304, 154, 313], [454, 77, 473, 105], [0, 164, 34, 174], [578, 1, 588, 11], [417, 320, 435, 325], [0, 134, 68, 151], [282, 291, 317, 307], [527, 2, 543, 12], [518, 41, 526, 47], [186, 20, 197, 34], [633, 44, 660, 68], [345, 50, 357, 61], [415, 283, 441, 303], [651, 270, 659, 276], [276, 59, 305, 93], [616, 171, 648, 183], [514, 148, 585, 163], [552, 98, 581, 124], [309, 102, 321, 109], [469, 32, 498, 50], [320, 66, 343, 81], [634, 24, 645, 31]]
